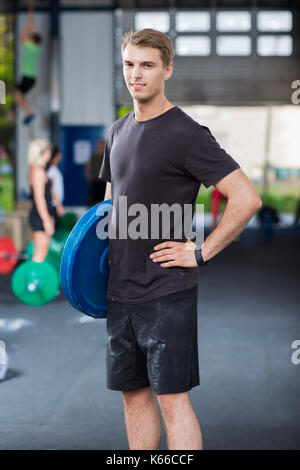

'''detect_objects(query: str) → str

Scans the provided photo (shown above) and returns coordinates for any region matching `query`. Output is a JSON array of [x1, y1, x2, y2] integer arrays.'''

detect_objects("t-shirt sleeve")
[[185, 125, 241, 189], [99, 126, 113, 183], [47, 166, 54, 179]]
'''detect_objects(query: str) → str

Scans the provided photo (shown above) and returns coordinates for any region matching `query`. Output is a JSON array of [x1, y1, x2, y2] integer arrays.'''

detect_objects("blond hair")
[[27, 139, 52, 167], [121, 29, 175, 68]]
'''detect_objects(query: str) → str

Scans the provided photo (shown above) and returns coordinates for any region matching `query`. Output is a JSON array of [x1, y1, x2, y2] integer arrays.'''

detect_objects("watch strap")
[[195, 247, 208, 266]]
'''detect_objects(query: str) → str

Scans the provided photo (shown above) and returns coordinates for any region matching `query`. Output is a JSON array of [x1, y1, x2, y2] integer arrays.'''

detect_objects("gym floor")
[[0, 226, 299, 450]]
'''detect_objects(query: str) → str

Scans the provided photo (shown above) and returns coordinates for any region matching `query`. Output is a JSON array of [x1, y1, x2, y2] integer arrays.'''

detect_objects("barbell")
[[0, 237, 23, 274], [0, 211, 77, 276], [0, 211, 77, 306], [11, 229, 70, 306]]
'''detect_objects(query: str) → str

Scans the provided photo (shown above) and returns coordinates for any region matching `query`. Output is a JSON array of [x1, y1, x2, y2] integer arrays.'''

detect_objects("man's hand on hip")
[[149, 239, 200, 268]]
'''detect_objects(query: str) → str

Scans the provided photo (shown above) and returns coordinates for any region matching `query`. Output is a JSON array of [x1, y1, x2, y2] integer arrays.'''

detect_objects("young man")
[[99, 29, 262, 450], [14, 2, 42, 125]]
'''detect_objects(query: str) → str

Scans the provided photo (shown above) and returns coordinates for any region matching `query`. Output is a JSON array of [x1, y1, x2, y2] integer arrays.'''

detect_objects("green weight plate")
[[48, 232, 69, 259], [53, 229, 70, 245], [25, 241, 34, 259], [25, 235, 67, 270], [11, 260, 60, 306], [25, 239, 61, 257], [55, 212, 77, 232], [45, 249, 62, 273], [25, 243, 61, 272]]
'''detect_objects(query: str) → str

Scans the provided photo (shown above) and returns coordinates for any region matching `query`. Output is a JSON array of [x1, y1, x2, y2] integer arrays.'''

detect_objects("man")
[[84, 139, 106, 207], [99, 29, 262, 450], [14, 2, 42, 125]]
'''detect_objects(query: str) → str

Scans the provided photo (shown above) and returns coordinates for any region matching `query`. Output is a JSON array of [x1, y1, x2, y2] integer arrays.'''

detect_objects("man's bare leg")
[[157, 392, 203, 450], [122, 387, 162, 450], [14, 89, 33, 117]]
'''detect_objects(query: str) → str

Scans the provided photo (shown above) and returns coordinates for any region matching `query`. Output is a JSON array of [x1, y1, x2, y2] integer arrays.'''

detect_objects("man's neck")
[[133, 99, 174, 122]]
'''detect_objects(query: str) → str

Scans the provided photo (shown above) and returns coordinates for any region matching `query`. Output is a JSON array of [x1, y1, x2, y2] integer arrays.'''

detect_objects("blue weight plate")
[[60, 200, 112, 318]]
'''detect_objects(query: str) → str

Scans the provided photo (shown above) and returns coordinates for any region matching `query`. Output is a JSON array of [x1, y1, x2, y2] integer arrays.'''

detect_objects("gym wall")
[[60, 12, 114, 127], [117, 8, 300, 106]]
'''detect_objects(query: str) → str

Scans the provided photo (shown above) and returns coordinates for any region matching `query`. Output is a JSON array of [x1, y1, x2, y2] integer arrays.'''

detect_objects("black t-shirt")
[[99, 105, 240, 304]]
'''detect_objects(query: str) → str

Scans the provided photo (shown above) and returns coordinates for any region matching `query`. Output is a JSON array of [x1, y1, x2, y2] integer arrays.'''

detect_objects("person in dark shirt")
[[84, 139, 106, 207], [99, 29, 262, 450]]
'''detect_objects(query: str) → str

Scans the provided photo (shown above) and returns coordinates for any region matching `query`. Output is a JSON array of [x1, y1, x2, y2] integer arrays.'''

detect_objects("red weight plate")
[[0, 237, 18, 274]]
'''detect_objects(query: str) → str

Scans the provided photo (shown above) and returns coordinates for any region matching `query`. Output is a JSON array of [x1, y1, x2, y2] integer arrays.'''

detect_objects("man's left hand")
[[149, 239, 198, 268]]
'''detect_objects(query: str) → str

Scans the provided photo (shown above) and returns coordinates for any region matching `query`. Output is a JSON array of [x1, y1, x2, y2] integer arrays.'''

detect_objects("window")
[[216, 11, 251, 32], [216, 35, 251, 56], [171, 8, 293, 58], [257, 35, 292, 56], [175, 11, 211, 32], [257, 11, 292, 32], [176, 36, 211, 56], [134, 11, 170, 33]]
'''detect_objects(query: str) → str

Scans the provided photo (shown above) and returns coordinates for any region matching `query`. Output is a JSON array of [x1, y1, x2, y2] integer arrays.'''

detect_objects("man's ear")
[[164, 63, 173, 81]]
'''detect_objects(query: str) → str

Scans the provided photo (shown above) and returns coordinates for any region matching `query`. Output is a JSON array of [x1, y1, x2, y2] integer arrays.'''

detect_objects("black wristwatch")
[[194, 247, 208, 266]]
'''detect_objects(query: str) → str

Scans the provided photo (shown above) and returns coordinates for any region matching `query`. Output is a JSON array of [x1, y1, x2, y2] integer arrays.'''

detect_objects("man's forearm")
[[104, 182, 112, 201], [201, 197, 261, 262]]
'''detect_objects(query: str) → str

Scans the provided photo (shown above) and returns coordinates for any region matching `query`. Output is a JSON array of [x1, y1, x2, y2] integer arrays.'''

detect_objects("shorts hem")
[[153, 382, 200, 395], [107, 381, 200, 394], [107, 383, 151, 392]]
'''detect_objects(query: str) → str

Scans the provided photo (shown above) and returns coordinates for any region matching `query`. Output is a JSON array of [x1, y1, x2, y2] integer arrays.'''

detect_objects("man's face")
[[122, 44, 173, 104]]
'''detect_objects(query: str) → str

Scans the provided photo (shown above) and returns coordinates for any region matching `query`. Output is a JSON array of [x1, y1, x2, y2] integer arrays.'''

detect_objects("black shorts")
[[15, 76, 36, 94], [29, 208, 56, 232], [106, 285, 200, 394]]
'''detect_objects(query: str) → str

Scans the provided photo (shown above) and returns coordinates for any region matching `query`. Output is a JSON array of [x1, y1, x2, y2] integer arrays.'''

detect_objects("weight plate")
[[60, 200, 112, 319], [25, 228, 70, 267], [55, 212, 77, 232], [53, 229, 70, 248], [0, 237, 18, 274], [11, 260, 60, 306], [25, 240, 62, 273]]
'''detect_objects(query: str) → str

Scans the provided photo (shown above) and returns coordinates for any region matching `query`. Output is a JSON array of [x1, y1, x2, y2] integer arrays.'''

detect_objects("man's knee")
[[122, 386, 154, 408], [156, 391, 190, 419]]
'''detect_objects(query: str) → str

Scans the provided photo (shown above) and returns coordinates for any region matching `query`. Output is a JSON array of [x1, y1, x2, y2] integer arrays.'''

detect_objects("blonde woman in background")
[[28, 139, 56, 262]]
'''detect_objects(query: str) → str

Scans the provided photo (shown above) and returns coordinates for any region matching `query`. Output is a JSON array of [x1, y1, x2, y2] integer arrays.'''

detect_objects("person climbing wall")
[[14, 0, 42, 126]]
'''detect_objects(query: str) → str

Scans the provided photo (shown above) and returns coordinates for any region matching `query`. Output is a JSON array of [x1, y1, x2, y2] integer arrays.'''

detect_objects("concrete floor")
[[0, 226, 299, 450]]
